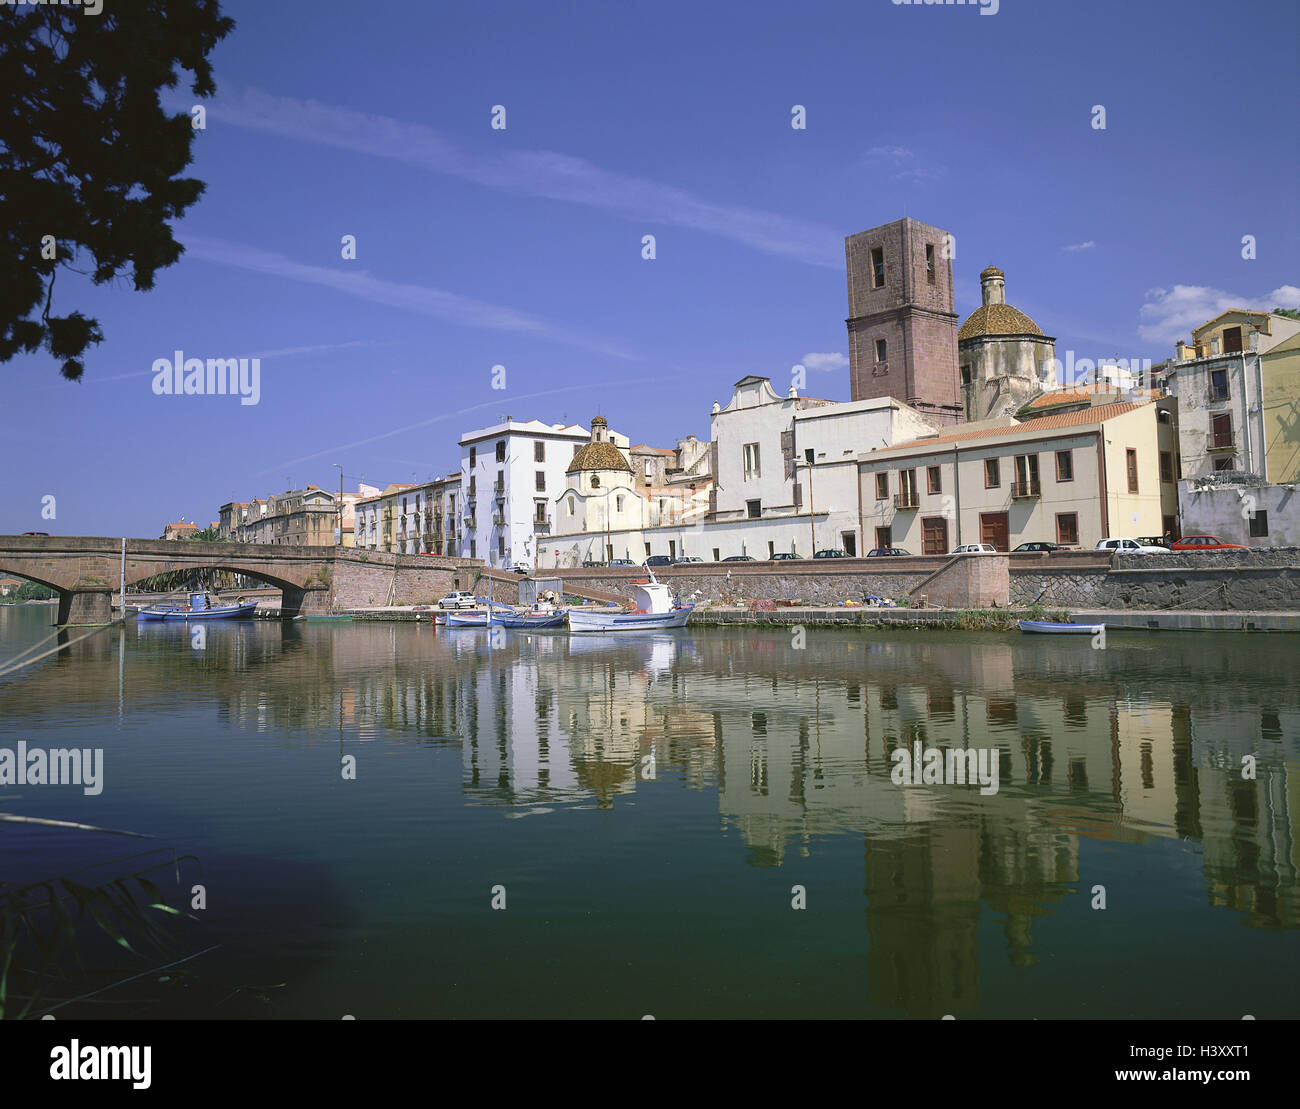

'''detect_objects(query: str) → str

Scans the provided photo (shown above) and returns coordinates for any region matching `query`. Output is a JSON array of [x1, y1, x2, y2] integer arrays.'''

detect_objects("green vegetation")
[[0, 1, 235, 380], [2, 580, 55, 602]]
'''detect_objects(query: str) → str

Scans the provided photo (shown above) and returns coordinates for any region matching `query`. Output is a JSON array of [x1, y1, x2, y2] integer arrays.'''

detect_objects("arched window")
[[568, 497, 575, 515], [591, 475, 600, 488]]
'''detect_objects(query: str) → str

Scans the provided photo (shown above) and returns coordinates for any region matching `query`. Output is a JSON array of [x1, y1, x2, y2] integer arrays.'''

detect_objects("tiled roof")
[[869, 401, 1150, 456], [567, 441, 631, 473], [959, 303, 1044, 341], [980, 265, 1005, 278], [1026, 389, 1094, 408]]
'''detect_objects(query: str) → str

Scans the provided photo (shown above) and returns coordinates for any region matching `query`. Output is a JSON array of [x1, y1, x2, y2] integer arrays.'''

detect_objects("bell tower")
[[845, 217, 961, 424]]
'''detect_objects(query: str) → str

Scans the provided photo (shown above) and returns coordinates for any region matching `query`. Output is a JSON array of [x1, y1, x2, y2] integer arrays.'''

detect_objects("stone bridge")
[[0, 536, 484, 624]]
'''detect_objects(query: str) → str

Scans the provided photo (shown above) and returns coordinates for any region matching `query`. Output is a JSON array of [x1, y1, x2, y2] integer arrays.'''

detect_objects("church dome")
[[979, 265, 1005, 279], [959, 303, 1044, 341], [567, 441, 631, 474]]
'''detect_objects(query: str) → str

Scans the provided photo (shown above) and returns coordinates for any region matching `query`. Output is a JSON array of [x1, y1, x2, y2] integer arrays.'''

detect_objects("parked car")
[[1013, 542, 1072, 552], [1171, 535, 1248, 551], [1136, 536, 1172, 549], [21, 531, 50, 537], [1096, 537, 1170, 554], [770, 553, 803, 561], [609, 559, 636, 566], [867, 547, 911, 557], [952, 543, 996, 554], [721, 555, 756, 561], [437, 591, 478, 610], [672, 556, 704, 564], [644, 555, 673, 567], [511, 561, 531, 574], [814, 549, 848, 559]]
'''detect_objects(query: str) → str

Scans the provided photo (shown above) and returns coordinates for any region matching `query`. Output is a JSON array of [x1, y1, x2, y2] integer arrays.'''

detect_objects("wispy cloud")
[[181, 234, 638, 360], [1061, 241, 1096, 253], [799, 351, 848, 372], [178, 87, 843, 269], [862, 146, 947, 184], [1138, 283, 1300, 344]]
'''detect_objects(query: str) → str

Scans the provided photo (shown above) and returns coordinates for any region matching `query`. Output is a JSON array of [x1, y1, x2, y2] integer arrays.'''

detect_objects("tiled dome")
[[959, 303, 1044, 341], [566, 441, 631, 474]]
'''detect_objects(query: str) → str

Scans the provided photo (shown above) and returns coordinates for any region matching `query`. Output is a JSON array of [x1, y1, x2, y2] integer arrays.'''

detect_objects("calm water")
[[1, 603, 1297, 1019]]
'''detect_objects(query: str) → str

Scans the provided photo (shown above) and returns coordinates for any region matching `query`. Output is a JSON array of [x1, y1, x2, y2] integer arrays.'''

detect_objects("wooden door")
[[980, 512, 1009, 551]]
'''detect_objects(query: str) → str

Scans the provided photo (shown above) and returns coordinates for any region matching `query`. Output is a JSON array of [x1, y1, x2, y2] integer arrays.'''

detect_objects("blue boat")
[[1017, 619, 1104, 635], [496, 609, 566, 629], [137, 592, 258, 621]]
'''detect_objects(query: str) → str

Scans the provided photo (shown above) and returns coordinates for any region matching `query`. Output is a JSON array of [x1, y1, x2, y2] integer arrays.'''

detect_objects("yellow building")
[[1261, 330, 1300, 483], [857, 400, 1168, 552]]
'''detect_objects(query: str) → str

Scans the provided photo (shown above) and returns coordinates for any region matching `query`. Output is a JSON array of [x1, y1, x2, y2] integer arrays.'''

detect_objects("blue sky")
[[3, 0, 1297, 536]]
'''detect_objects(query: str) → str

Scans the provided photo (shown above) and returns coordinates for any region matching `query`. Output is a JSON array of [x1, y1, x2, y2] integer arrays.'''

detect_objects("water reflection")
[[1, 606, 1297, 1017]]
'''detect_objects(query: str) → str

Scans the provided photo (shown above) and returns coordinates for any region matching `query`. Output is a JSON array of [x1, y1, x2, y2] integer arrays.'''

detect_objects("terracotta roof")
[[869, 401, 1150, 455], [959, 303, 1044, 341], [1026, 389, 1094, 409], [567, 441, 631, 473]]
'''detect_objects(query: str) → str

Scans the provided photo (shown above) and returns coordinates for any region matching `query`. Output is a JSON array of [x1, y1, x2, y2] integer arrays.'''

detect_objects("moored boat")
[[137, 592, 258, 621], [1017, 619, 1104, 635], [567, 574, 692, 633], [496, 609, 567, 629]]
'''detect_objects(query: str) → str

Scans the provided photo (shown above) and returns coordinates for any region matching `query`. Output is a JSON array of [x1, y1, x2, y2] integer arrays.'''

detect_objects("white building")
[[459, 418, 590, 570]]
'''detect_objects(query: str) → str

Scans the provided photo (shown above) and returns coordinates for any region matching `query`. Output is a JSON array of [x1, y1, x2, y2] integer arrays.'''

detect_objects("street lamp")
[[803, 448, 816, 556], [332, 463, 343, 546]]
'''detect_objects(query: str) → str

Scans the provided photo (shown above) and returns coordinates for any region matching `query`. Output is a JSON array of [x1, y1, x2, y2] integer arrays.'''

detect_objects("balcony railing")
[[1011, 478, 1041, 499], [492, 512, 506, 526], [893, 493, 919, 510], [533, 517, 551, 534], [1208, 435, 1235, 452], [1207, 388, 1230, 404]]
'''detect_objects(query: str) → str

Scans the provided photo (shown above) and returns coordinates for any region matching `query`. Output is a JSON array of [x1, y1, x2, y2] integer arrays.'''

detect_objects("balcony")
[[1207, 435, 1235, 452], [1011, 478, 1041, 499], [492, 512, 506, 527], [533, 517, 551, 534], [893, 493, 919, 510], [1207, 388, 1230, 404]]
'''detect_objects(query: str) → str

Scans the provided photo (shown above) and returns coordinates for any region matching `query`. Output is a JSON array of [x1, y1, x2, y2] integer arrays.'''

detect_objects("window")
[[1210, 369, 1229, 401], [1223, 326, 1243, 354], [644, 543, 652, 556], [468, 476, 476, 495], [1056, 450, 1073, 482], [1126, 449, 1139, 494], [534, 440, 545, 462], [1159, 452, 1174, 484], [985, 458, 1000, 488], [1211, 413, 1233, 450], [534, 500, 547, 522], [925, 244, 936, 283], [960, 365, 972, 385], [469, 540, 477, 558], [1056, 513, 1079, 545], [644, 459, 653, 480], [535, 471, 546, 492], [616, 495, 624, 512], [1213, 456, 1235, 471], [591, 475, 600, 488], [568, 497, 575, 515], [712, 548, 721, 562], [743, 442, 761, 480], [469, 447, 476, 467], [495, 441, 506, 462], [875, 339, 887, 363], [768, 540, 775, 559], [870, 247, 885, 288], [1013, 454, 1040, 496], [926, 466, 941, 495], [899, 469, 918, 506], [746, 500, 762, 519], [498, 537, 505, 558], [875, 472, 889, 499], [875, 526, 892, 549], [573, 443, 581, 457], [1248, 510, 1268, 538]]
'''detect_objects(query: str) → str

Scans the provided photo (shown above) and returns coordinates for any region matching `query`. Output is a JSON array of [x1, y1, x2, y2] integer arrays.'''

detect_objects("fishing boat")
[[1017, 619, 1105, 635], [496, 608, 566, 629], [137, 592, 258, 621], [567, 573, 692, 633], [445, 609, 507, 628]]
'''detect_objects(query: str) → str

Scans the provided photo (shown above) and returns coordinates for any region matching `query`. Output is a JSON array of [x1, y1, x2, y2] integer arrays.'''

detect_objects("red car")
[[1171, 535, 1248, 551]]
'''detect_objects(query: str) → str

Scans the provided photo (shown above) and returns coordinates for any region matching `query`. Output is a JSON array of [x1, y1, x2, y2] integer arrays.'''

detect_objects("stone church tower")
[[958, 266, 1057, 421], [845, 217, 962, 425]]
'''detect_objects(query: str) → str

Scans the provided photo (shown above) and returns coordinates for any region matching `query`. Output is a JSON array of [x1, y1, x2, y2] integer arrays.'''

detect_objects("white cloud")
[[861, 146, 947, 184], [800, 351, 848, 372], [1061, 241, 1096, 252], [181, 234, 637, 360], [1138, 284, 1300, 344], [180, 88, 843, 269]]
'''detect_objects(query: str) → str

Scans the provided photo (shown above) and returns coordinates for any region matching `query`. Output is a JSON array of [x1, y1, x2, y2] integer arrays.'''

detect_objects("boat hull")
[[445, 612, 506, 628], [1017, 620, 1103, 634], [137, 601, 259, 621], [496, 612, 566, 629], [567, 605, 693, 633]]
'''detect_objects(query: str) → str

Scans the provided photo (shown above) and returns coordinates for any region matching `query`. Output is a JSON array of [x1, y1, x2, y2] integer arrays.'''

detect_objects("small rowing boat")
[[1017, 619, 1104, 635], [137, 592, 258, 621]]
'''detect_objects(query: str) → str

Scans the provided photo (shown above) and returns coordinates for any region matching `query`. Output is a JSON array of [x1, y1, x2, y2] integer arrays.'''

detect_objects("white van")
[[1096, 537, 1170, 554]]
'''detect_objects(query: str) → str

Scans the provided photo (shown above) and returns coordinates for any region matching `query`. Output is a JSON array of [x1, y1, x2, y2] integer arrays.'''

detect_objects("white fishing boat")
[[566, 572, 693, 633]]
